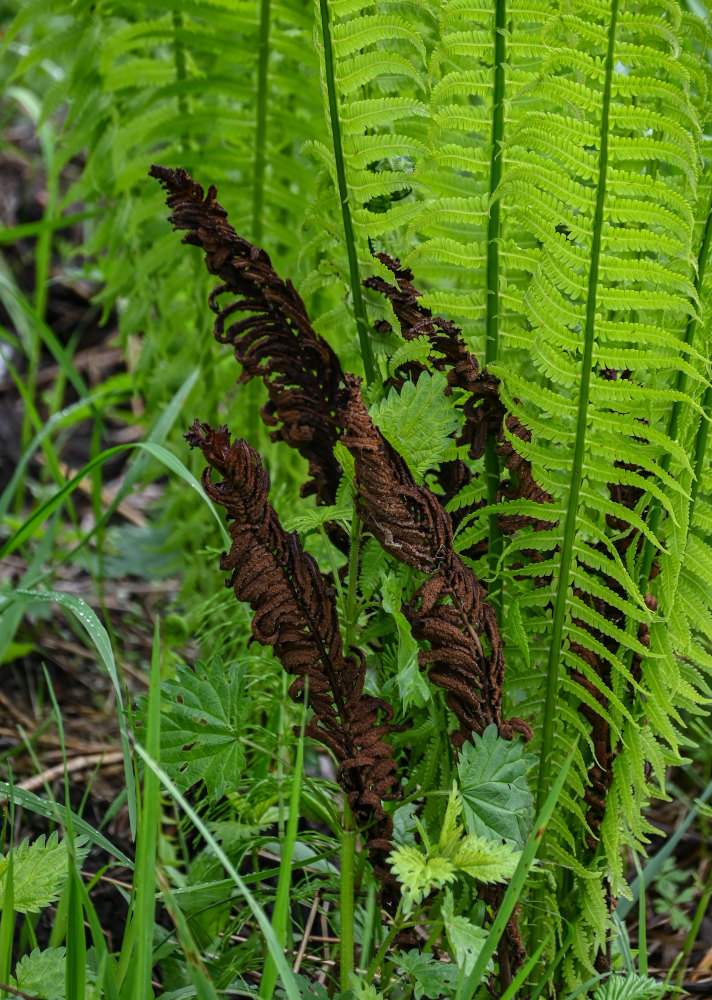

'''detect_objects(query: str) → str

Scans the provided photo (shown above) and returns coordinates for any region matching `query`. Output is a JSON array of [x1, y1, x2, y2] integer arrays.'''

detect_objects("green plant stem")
[[675, 868, 712, 989], [318, 0, 375, 384], [535, 0, 619, 815], [484, 0, 507, 608], [339, 798, 356, 991], [253, 0, 271, 246], [344, 512, 362, 652], [364, 903, 405, 985], [260, 690, 307, 1000]]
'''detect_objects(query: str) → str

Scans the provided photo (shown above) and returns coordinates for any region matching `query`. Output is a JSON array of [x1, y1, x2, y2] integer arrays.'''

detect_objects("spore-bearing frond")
[[151, 165, 344, 511], [185, 419, 401, 908], [336, 375, 532, 746]]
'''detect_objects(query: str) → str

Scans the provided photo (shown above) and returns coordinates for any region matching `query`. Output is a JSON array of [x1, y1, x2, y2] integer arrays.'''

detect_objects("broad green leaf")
[[157, 657, 248, 801], [457, 724, 535, 849], [0, 833, 90, 914], [11, 947, 68, 999], [592, 974, 664, 1000], [394, 950, 460, 1000], [441, 891, 488, 976], [387, 845, 456, 913], [369, 371, 463, 482]]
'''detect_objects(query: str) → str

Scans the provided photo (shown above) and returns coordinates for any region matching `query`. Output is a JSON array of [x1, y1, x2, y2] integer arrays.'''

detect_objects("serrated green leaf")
[[457, 725, 535, 849], [395, 950, 461, 1000], [592, 974, 664, 1000], [10, 947, 68, 999], [441, 891, 488, 976], [369, 371, 463, 482], [158, 657, 248, 802], [388, 845, 457, 913], [0, 834, 90, 915]]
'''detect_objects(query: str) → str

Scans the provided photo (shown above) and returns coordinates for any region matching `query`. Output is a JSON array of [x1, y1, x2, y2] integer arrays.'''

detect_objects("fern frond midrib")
[[535, 0, 620, 815]]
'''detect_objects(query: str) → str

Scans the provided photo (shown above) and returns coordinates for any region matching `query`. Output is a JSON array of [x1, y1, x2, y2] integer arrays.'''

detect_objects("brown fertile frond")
[[365, 252, 503, 460], [185, 420, 401, 908], [151, 165, 344, 510], [365, 253, 555, 543], [336, 375, 532, 747]]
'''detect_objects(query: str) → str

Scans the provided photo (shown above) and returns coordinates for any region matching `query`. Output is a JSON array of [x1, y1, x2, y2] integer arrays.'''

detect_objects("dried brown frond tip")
[[184, 419, 401, 909], [152, 165, 344, 514], [336, 375, 532, 746]]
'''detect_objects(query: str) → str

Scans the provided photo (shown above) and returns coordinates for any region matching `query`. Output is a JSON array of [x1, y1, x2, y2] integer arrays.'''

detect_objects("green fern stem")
[[344, 510, 362, 653], [253, 0, 271, 245], [484, 0, 507, 605], [535, 0, 620, 814], [340, 798, 356, 991], [636, 183, 712, 585], [318, 0, 376, 384]]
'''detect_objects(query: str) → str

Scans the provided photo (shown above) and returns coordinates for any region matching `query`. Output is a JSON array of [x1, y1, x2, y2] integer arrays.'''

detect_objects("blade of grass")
[[0, 209, 99, 244], [0, 773, 15, 1000], [460, 738, 578, 996], [0, 439, 229, 560], [0, 784, 131, 868], [0, 385, 129, 524], [133, 744, 302, 1000], [496, 932, 551, 1000], [155, 871, 220, 1000], [14, 369, 202, 592], [132, 620, 162, 1000], [4, 591, 137, 837], [259, 690, 307, 1000], [41, 666, 87, 1000]]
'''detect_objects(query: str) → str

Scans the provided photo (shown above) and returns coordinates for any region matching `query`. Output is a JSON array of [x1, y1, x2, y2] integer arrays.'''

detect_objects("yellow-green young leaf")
[[0, 834, 90, 914], [156, 657, 248, 802], [437, 784, 465, 859], [369, 371, 463, 482], [388, 845, 457, 913], [452, 835, 521, 884]]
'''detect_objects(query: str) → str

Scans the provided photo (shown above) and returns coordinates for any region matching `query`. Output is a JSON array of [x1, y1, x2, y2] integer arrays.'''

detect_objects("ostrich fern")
[[6, 0, 712, 990]]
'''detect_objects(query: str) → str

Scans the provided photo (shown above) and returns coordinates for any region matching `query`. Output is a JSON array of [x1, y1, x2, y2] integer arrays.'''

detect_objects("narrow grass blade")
[[460, 740, 578, 995], [133, 744, 302, 1000], [132, 620, 162, 1000], [496, 932, 550, 1000], [0, 209, 99, 244], [66, 863, 86, 1000], [3, 590, 137, 837], [0, 438, 229, 560], [0, 784, 131, 868], [0, 386, 129, 524], [0, 775, 15, 1000], [259, 695, 307, 1000], [156, 870, 220, 1000]]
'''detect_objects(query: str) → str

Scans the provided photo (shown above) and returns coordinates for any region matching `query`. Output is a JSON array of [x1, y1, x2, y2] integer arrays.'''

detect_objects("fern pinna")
[[152, 0, 712, 986]]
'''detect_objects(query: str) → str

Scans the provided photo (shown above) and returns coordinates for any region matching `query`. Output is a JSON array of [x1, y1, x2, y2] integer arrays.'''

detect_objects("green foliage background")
[[2, 0, 712, 992]]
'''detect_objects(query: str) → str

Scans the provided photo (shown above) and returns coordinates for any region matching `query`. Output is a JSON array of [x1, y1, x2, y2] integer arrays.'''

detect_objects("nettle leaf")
[[369, 371, 463, 482], [160, 656, 248, 802], [457, 724, 535, 849], [11, 947, 69, 998], [395, 950, 461, 1000], [592, 974, 664, 1000], [441, 890, 488, 976], [389, 845, 457, 913], [0, 833, 90, 914]]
